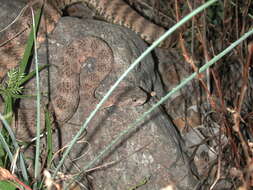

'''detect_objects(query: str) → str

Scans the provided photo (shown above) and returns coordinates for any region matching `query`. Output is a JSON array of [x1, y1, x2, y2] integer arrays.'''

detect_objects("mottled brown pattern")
[[58, 0, 170, 47], [0, 1, 60, 79], [51, 37, 113, 122], [0, 0, 161, 124], [0, 0, 171, 80], [87, 0, 170, 47], [51, 36, 147, 123]]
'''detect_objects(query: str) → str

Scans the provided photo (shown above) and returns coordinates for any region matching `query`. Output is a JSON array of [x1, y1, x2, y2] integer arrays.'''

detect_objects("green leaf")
[[19, 7, 42, 74], [0, 181, 17, 190], [1, 7, 43, 125], [18, 64, 48, 86], [45, 110, 53, 167]]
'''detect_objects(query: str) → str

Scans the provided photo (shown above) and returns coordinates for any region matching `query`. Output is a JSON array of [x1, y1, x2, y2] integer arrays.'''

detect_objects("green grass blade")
[[0, 4, 42, 185], [19, 7, 42, 74], [0, 113, 29, 182], [30, 8, 42, 187], [19, 64, 48, 86], [3, 95, 13, 124], [45, 110, 53, 167], [56, 0, 219, 181], [79, 26, 253, 177], [0, 114, 13, 162]]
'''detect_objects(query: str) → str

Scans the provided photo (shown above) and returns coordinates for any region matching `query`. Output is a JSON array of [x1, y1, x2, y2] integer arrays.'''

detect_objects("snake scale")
[[1, 0, 156, 124], [0, 0, 172, 79], [52, 37, 114, 122], [52, 36, 147, 123]]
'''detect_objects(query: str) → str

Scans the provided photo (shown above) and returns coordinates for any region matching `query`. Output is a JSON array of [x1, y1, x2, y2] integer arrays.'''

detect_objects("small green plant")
[[0, 5, 43, 187], [0, 69, 24, 123], [0, 68, 25, 97], [0, 0, 252, 189]]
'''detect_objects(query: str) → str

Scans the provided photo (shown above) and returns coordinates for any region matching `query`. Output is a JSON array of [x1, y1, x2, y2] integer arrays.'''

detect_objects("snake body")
[[52, 0, 170, 46], [0, 0, 165, 124], [0, 0, 171, 79], [52, 36, 114, 123]]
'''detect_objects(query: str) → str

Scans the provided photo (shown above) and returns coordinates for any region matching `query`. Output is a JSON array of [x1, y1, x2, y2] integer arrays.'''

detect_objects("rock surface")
[[1, 12, 196, 190]]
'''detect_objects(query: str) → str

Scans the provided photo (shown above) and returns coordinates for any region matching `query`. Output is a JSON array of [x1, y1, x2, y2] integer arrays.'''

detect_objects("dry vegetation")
[[0, 0, 253, 189], [163, 0, 253, 189]]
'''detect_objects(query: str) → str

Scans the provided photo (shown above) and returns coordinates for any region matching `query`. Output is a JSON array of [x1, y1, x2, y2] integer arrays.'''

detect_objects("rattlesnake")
[[0, 0, 166, 125], [0, 0, 173, 79], [52, 37, 113, 122], [0, 0, 207, 132], [52, 36, 147, 123]]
